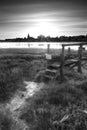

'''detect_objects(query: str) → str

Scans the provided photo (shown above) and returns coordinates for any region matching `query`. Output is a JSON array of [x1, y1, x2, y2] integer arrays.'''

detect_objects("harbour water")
[[0, 42, 86, 50]]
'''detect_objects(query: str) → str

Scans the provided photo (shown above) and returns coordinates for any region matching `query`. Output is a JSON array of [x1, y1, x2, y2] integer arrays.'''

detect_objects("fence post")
[[47, 44, 50, 53], [68, 47, 71, 56], [60, 45, 65, 82], [78, 45, 82, 73]]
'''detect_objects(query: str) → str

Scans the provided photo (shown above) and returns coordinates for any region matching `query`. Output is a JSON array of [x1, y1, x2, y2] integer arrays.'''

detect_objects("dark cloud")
[[0, 0, 87, 6]]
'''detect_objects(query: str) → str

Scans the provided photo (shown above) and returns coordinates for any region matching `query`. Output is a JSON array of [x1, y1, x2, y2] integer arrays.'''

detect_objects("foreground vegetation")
[[19, 69, 87, 130], [0, 49, 87, 130], [0, 52, 45, 102]]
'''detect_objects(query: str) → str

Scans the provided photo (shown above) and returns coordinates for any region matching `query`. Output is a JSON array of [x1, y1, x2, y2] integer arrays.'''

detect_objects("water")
[[0, 42, 86, 50]]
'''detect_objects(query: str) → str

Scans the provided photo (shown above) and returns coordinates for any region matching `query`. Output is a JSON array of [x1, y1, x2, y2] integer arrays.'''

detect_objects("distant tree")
[[37, 35, 46, 42], [46, 36, 50, 42]]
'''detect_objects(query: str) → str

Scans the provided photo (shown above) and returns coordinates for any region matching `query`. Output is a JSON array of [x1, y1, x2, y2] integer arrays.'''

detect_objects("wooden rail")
[[45, 43, 87, 82], [60, 43, 87, 81], [62, 43, 87, 46]]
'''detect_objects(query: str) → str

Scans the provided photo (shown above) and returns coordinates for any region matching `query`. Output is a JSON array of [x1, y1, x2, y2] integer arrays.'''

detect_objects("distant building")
[[27, 34, 30, 39]]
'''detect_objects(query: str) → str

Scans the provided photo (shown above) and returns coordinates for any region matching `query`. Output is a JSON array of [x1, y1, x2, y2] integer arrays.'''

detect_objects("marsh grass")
[[0, 50, 87, 130], [20, 78, 87, 130], [0, 54, 45, 102], [0, 108, 26, 130]]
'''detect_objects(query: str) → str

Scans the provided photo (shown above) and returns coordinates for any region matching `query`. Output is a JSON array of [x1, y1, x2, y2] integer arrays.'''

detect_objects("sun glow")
[[26, 18, 59, 37], [38, 21, 53, 34]]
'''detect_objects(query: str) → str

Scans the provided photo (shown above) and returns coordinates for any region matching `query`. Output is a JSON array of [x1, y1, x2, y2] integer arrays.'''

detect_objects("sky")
[[0, 0, 87, 39]]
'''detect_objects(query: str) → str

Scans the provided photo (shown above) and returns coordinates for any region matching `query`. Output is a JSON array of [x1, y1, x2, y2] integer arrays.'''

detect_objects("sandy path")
[[5, 81, 44, 129], [7, 81, 44, 111]]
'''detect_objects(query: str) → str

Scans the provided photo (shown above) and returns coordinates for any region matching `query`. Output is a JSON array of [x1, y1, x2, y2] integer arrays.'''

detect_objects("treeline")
[[1, 34, 87, 42]]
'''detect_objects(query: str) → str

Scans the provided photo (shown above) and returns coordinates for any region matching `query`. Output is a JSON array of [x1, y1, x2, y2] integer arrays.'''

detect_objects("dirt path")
[[7, 81, 44, 111], [6, 81, 44, 129]]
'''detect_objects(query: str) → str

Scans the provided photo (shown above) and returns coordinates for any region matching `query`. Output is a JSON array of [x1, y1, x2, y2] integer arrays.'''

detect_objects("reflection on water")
[[0, 42, 86, 50]]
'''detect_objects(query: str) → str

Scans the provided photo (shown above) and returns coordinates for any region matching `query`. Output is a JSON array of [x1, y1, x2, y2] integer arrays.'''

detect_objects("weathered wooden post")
[[46, 44, 51, 67], [60, 45, 65, 81], [68, 47, 71, 56], [47, 44, 50, 53], [78, 44, 82, 73]]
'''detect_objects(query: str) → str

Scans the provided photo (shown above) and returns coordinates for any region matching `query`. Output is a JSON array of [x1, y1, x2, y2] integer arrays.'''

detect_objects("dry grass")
[[19, 76, 87, 130], [0, 49, 87, 130]]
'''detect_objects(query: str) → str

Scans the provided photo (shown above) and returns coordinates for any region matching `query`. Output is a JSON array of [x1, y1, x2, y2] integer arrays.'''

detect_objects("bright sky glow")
[[0, 0, 87, 39], [26, 18, 59, 37]]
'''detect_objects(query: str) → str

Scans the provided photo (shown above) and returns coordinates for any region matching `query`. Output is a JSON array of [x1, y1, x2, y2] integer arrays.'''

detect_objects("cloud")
[[0, 0, 87, 39]]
